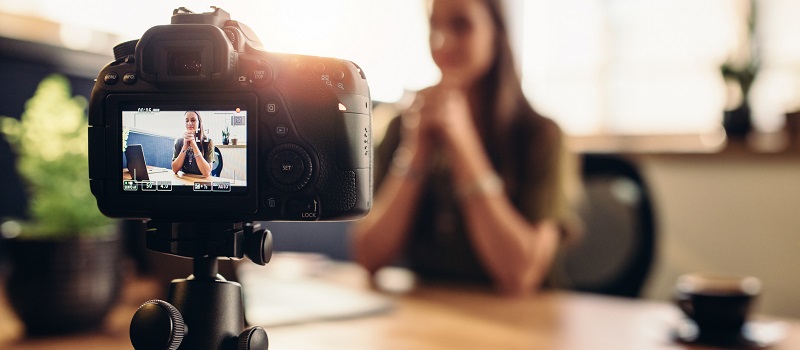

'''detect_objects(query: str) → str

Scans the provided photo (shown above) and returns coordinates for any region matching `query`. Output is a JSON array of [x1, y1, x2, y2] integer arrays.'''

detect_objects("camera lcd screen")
[[121, 108, 248, 194]]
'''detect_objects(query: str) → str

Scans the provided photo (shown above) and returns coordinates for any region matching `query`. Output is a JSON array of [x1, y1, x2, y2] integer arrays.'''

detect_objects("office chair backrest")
[[559, 154, 656, 298], [211, 146, 223, 177]]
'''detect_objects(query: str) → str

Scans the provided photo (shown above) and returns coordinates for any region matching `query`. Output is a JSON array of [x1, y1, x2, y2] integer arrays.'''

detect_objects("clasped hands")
[[401, 81, 480, 152], [183, 131, 199, 154]]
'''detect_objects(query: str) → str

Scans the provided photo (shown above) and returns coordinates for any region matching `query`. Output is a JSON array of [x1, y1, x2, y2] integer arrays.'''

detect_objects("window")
[[3, 0, 799, 140], [522, 0, 746, 136]]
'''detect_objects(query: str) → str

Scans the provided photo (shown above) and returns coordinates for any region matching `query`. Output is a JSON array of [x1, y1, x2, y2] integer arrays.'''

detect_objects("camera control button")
[[104, 72, 119, 85], [314, 63, 326, 73], [224, 28, 239, 48], [286, 198, 319, 220], [274, 124, 289, 137], [265, 102, 278, 114], [267, 144, 313, 192], [271, 151, 304, 185], [251, 62, 273, 86], [333, 70, 345, 81], [122, 72, 137, 84]]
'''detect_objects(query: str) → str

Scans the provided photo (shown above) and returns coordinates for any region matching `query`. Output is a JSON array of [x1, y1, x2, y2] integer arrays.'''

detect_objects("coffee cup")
[[674, 273, 761, 337]]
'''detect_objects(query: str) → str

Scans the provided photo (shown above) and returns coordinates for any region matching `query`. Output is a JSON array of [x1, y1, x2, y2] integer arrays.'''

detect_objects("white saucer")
[[673, 318, 788, 349]]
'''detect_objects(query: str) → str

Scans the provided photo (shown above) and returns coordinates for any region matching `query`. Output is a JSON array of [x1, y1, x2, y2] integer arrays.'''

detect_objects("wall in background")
[[637, 153, 800, 318]]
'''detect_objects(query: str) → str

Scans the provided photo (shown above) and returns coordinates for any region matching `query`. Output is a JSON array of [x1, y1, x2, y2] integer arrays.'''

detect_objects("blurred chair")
[[558, 153, 656, 298], [264, 221, 353, 261], [211, 146, 223, 177]]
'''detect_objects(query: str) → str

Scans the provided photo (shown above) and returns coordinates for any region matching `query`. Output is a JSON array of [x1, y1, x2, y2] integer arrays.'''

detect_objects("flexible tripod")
[[129, 221, 272, 350]]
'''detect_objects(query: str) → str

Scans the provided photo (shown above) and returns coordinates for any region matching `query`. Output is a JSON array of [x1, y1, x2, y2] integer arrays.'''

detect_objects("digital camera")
[[88, 7, 372, 221]]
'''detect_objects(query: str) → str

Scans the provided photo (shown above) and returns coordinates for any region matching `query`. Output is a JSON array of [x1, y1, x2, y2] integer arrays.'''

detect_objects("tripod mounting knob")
[[238, 326, 269, 350], [130, 299, 187, 350], [244, 224, 273, 265]]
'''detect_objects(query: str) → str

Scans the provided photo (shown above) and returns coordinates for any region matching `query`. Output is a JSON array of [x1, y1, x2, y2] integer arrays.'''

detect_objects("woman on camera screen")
[[171, 111, 214, 178], [351, 0, 581, 296]]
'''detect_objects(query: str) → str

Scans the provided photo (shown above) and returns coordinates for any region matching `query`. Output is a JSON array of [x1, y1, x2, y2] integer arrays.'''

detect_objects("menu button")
[[104, 72, 119, 85]]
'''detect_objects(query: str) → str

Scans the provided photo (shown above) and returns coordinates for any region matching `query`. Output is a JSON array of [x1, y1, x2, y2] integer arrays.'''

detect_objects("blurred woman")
[[351, 0, 581, 296], [172, 111, 214, 177]]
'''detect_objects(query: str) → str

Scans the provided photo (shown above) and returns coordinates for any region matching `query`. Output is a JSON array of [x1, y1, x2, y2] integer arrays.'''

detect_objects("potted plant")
[[0, 74, 122, 335], [222, 126, 230, 145], [721, 1, 758, 140]]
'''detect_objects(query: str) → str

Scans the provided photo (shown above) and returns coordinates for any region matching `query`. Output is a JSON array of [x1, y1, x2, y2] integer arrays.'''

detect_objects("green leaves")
[[0, 74, 112, 238]]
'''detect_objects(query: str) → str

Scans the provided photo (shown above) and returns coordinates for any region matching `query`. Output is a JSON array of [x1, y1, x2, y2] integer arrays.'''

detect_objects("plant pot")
[[5, 231, 123, 335], [723, 102, 752, 140]]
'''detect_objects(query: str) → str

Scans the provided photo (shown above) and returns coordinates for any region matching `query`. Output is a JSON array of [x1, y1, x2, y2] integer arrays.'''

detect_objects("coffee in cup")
[[674, 273, 761, 339]]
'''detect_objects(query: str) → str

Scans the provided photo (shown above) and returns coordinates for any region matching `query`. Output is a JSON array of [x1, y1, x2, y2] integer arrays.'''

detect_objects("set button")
[[267, 143, 313, 192], [271, 150, 305, 185]]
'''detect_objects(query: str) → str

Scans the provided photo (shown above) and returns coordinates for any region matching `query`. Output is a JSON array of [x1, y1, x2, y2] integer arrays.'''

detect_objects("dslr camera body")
[[89, 7, 372, 222]]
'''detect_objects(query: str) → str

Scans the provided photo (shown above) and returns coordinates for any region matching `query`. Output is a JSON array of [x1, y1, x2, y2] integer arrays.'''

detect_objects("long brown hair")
[[461, 0, 545, 192], [186, 111, 209, 155], [472, 0, 581, 239]]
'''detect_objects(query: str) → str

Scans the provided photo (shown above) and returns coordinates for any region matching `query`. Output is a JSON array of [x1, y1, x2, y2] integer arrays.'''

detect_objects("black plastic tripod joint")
[[130, 221, 271, 350], [192, 255, 221, 280]]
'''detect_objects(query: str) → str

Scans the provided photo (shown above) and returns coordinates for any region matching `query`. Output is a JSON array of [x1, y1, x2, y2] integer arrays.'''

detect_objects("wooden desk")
[[2, 264, 799, 350]]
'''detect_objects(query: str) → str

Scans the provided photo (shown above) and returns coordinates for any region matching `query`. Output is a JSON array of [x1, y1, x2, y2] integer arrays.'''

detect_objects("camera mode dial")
[[268, 143, 312, 192], [113, 39, 138, 61]]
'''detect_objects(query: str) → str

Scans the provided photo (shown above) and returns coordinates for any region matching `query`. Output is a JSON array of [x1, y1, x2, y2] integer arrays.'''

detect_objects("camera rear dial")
[[268, 143, 313, 193]]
